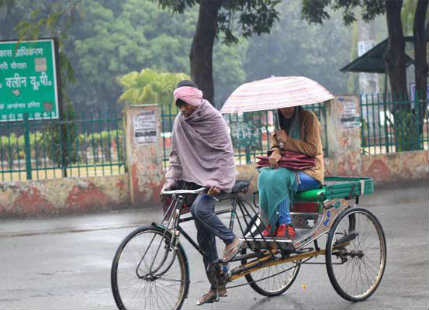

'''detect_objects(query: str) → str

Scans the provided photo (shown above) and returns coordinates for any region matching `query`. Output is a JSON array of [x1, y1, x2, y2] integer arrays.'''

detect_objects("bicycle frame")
[[161, 191, 261, 261]]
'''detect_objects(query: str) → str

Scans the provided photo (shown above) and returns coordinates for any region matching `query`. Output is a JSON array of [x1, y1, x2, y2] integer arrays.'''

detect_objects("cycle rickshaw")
[[110, 77, 387, 310]]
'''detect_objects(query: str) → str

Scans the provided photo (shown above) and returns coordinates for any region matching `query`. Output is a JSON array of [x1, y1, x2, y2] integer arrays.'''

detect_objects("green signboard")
[[0, 39, 60, 121]]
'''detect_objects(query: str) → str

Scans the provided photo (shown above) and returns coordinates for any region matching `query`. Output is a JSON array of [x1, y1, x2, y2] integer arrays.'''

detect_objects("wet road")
[[0, 182, 428, 310]]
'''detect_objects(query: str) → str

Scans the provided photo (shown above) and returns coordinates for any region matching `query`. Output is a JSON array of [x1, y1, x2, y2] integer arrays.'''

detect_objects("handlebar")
[[161, 187, 207, 195]]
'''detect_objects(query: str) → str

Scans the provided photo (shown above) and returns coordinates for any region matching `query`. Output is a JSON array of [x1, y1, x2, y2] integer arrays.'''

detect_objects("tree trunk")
[[413, 0, 428, 111], [384, 0, 408, 101], [190, 0, 223, 105], [385, 1, 416, 150], [413, 0, 428, 150]]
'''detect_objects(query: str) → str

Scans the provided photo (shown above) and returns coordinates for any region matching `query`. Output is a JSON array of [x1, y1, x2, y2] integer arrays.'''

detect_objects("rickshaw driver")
[[162, 80, 242, 305]]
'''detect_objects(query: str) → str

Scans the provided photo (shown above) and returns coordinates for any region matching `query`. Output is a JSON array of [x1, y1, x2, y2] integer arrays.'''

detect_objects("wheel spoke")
[[243, 251, 300, 297], [112, 227, 188, 310], [326, 208, 386, 301]]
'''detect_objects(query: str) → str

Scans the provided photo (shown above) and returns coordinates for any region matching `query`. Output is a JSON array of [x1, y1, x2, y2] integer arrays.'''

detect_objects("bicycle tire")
[[326, 208, 387, 302], [111, 225, 189, 310], [242, 249, 300, 297], [240, 214, 300, 297]]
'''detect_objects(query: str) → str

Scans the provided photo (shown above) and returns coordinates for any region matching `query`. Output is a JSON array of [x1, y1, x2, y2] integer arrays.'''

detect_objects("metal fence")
[[161, 103, 328, 169], [0, 112, 125, 181], [360, 94, 429, 155]]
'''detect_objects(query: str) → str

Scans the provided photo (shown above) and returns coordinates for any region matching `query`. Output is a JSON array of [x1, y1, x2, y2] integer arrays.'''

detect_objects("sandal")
[[276, 224, 296, 239], [262, 224, 273, 237], [196, 287, 227, 305]]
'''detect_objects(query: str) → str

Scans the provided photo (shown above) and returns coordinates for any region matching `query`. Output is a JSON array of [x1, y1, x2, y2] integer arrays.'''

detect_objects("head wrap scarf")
[[173, 86, 203, 107]]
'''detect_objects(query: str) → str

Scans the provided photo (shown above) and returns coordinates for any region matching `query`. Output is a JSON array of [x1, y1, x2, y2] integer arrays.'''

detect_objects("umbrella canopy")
[[221, 76, 334, 114]]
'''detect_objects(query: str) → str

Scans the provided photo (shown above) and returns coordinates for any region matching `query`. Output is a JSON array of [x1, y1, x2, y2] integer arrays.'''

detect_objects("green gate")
[[0, 111, 125, 181]]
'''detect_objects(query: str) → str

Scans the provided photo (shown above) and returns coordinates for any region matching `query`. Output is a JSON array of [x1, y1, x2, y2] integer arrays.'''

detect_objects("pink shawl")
[[165, 101, 236, 192]]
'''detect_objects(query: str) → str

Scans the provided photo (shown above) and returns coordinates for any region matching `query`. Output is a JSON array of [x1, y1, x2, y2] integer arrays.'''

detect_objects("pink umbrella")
[[221, 76, 334, 114]]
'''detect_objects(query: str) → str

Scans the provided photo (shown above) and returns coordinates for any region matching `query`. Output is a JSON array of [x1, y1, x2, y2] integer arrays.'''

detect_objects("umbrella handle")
[[274, 111, 280, 130]]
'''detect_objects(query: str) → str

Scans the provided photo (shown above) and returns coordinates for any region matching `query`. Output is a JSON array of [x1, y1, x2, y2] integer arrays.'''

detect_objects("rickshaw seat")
[[295, 186, 326, 201]]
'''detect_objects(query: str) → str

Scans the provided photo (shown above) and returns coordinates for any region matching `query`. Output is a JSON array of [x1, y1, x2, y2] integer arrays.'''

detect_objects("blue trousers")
[[278, 172, 320, 225], [191, 193, 236, 288]]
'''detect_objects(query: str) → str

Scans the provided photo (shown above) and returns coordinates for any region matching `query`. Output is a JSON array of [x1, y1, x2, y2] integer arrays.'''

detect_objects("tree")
[[413, 0, 428, 115], [385, 0, 408, 100], [302, 0, 429, 151], [0, 0, 82, 175], [390, 0, 428, 148], [60, 0, 248, 111], [42, 101, 79, 168], [1, 0, 81, 88], [1, 0, 250, 111], [302, 0, 409, 99], [244, 1, 352, 95], [212, 37, 248, 107], [117, 68, 189, 107], [60, 0, 200, 113], [157, 0, 281, 104]]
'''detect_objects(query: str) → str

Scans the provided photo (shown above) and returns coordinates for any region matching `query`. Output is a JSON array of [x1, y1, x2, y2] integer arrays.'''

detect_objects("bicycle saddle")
[[231, 180, 250, 193]]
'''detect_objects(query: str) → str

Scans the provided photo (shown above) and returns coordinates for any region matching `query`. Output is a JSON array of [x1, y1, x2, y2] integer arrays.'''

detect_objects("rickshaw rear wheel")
[[326, 208, 387, 302]]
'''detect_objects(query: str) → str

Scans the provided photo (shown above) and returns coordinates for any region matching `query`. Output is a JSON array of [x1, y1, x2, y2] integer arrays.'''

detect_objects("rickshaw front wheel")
[[111, 226, 189, 310]]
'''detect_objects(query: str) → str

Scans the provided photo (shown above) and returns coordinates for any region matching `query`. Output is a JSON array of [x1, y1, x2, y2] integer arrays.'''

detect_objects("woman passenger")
[[258, 106, 324, 238]]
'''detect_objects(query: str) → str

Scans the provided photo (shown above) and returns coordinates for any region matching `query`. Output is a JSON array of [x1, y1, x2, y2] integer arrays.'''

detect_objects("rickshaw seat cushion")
[[295, 187, 326, 201]]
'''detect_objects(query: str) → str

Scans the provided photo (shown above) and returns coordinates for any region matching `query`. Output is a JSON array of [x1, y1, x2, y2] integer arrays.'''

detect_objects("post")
[[23, 113, 32, 180], [124, 104, 164, 206], [60, 119, 68, 177], [325, 96, 362, 176]]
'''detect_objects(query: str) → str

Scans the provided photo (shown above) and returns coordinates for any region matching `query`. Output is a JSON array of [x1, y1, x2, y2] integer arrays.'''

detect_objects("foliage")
[[0, 0, 374, 109], [0, 133, 22, 167], [64, 0, 196, 112], [393, 109, 422, 151], [41, 102, 79, 167], [156, 0, 282, 103], [117, 68, 189, 106], [8, 1, 81, 91], [244, 1, 352, 95], [0, 127, 123, 167], [301, 0, 386, 25], [78, 130, 123, 163], [399, 0, 429, 36], [300, 0, 428, 152], [401, 0, 418, 35], [60, 0, 249, 110], [213, 38, 248, 106], [347, 22, 359, 94], [157, 0, 281, 44]]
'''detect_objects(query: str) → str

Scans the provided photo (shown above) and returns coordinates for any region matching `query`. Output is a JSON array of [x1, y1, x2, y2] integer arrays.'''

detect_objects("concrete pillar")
[[325, 96, 362, 176], [124, 104, 164, 206]]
